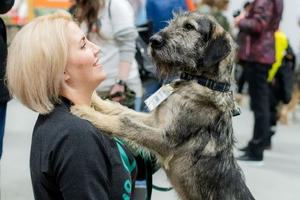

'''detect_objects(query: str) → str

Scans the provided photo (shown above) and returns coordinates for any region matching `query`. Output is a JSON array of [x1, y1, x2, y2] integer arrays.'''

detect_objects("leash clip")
[[231, 107, 241, 117]]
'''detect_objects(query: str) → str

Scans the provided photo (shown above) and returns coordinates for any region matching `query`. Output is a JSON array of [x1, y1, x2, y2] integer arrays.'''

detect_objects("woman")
[[6, 10, 137, 199], [74, 0, 143, 111]]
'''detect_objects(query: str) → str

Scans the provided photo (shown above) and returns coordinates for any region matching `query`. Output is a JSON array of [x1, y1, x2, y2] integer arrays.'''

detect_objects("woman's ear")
[[63, 71, 70, 83]]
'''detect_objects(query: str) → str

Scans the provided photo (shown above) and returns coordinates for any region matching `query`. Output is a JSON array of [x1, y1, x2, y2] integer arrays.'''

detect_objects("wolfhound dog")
[[71, 12, 255, 200]]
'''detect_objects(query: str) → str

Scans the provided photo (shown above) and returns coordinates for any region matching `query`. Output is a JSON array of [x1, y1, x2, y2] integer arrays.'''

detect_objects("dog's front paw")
[[91, 92, 108, 112], [71, 105, 117, 138], [91, 92, 120, 114], [91, 92, 104, 106]]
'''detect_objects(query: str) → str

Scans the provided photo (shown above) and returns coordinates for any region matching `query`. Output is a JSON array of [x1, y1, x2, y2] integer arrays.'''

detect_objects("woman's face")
[[64, 22, 106, 93]]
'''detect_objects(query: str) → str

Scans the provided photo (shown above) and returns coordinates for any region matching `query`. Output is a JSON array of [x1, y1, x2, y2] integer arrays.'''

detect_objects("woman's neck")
[[60, 88, 93, 106]]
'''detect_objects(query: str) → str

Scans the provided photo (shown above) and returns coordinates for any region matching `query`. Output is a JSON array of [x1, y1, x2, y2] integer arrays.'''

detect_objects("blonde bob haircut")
[[6, 10, 74, 114]]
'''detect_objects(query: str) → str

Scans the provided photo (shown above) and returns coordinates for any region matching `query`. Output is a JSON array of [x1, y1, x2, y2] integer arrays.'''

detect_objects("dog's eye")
[[183, 23, 195, 31]]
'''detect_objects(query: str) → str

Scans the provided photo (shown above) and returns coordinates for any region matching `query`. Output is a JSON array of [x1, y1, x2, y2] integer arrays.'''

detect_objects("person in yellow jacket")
[[266, 29, 295, 149], [268, 30, 289, 82]]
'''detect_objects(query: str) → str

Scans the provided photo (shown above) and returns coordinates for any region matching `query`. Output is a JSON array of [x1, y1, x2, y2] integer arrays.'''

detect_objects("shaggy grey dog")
[[71, 12, 255, 200]]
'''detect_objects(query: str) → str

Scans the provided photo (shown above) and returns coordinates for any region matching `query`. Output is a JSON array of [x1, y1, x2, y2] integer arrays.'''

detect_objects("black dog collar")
[[179, 72, 241, 117], [180, 72, 236, 93]]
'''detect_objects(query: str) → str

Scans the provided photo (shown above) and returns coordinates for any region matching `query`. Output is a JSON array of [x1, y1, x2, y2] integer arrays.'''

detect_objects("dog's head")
[[148, 11, 235, 83]]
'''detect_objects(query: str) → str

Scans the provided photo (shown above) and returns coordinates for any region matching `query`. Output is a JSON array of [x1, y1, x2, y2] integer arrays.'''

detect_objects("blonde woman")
[[6, 10, 137, 199]]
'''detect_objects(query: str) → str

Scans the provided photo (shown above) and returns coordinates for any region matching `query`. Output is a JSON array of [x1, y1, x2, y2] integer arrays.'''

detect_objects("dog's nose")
[[149, 34, 164, 48]]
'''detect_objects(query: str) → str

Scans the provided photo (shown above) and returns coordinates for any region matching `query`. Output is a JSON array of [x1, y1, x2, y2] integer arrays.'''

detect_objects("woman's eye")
[[81, 43, 86, 49], [184, 24, 194, 31]]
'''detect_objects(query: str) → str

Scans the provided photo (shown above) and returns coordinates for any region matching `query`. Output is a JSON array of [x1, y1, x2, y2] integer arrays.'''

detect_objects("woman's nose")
[[92, 43, 101, 55]]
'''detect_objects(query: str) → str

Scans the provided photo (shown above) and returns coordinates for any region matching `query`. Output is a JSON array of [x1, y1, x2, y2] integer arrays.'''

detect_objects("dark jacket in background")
[[237, 0, 284, 64], [0, 0, 14, 103]]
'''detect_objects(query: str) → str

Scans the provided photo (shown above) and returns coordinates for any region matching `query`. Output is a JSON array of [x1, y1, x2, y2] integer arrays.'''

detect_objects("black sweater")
[[30, 98, 137, 200]]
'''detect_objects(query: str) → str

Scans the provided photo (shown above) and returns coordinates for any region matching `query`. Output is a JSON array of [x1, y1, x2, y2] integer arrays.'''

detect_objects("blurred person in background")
[[234, 1, 252, 95], [127, 0, 148, 25], [0, 0, 14, 160], [68, 0, 76, 17], [234, 0, 284, 165], [212, 0, 231, 32], [195, 0, 215, 14], [74, 0, 143, 111], [266, 29, 295, 150]]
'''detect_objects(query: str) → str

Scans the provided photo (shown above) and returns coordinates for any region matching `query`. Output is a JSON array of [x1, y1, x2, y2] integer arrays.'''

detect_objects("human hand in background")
[[109, 84, 126, 102]]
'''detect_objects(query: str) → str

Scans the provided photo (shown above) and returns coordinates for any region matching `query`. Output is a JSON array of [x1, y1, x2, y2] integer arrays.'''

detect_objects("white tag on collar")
[[144, 84, 178, 111]]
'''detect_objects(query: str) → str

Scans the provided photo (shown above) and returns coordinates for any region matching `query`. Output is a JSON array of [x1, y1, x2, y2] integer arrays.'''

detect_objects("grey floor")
[[1, 97, 300, 200]]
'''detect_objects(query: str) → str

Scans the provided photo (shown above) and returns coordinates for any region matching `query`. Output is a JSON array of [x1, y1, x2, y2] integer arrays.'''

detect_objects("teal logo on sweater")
[[115, 138, 137, 200]]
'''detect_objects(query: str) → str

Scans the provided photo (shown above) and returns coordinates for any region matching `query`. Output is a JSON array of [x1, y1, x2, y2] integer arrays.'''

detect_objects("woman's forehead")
[[67, 22, 85, 40]]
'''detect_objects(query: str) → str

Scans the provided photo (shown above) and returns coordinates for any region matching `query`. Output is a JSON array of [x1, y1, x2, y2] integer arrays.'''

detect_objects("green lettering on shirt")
[[114, 138, 136, 199], [115, 138, 136, 173]]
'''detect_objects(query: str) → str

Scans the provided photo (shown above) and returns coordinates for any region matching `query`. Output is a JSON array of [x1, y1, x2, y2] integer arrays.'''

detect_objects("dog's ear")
[[203, 33, 231, 67]]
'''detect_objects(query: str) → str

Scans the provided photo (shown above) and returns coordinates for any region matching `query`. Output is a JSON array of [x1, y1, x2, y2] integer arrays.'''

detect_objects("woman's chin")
[[97, 73, 107, 85]]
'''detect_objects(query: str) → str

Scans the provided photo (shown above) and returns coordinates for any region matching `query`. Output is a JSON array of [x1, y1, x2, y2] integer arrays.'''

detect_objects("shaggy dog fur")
[[71, 12, 255, 200]]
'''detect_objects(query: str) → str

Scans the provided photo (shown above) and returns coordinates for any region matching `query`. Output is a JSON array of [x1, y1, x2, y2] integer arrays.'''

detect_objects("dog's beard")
[[155, 61, 180, 80], [149, 49, 199, 80]]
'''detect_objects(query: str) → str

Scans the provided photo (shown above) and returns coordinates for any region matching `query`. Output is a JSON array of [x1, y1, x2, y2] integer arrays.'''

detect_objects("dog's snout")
[[149, 34, 164, 48]]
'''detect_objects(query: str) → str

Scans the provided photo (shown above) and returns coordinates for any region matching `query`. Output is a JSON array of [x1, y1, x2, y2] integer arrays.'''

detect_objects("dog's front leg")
[[71, 104, 170, 158], [71, 104, 119, 138], [91, 92, 157, 126], [91, 91, 128, 115]]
